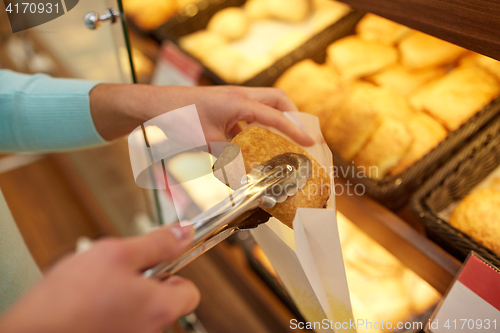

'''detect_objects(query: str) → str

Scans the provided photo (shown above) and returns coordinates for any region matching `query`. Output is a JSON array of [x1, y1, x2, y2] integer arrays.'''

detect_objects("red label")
[[161, 41, 202, 81], [458, 255, 500, 311]]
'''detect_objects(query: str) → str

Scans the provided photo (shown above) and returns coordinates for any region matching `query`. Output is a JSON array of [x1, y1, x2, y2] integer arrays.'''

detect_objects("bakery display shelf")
[[150, 0, 362, 86], [411, 113, 500, 268], [239, 234, 438, 333], [339, 0, 500, 62], [234, 178, 461, 332]]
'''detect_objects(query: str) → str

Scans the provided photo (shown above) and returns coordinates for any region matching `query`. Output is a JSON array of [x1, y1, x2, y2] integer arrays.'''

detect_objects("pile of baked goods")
[[449, 178, 500, 256], [252, 212, 441, 332], [123, 0, 202, 30], [274, 14, 500, 179], [179, 0, 350, 83]]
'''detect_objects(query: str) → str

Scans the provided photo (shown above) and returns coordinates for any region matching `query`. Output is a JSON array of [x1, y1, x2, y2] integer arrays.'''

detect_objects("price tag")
[[4, 0, 79, 32], [426, 253, 500, 332], [151, 41, 202, 87]]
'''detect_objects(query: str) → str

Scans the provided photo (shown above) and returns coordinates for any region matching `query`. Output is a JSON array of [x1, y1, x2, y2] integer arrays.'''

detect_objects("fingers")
[[163, 275, 201, 320], [245, 87, 298, 112], [120, 223, 194, 271], [240, 102, 315, 146], [154, 276, 201, 327]]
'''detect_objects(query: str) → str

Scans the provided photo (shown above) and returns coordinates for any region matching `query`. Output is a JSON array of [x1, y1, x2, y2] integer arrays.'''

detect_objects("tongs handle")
[[146, 159, 299, 279], [145, 184, 261, 279]]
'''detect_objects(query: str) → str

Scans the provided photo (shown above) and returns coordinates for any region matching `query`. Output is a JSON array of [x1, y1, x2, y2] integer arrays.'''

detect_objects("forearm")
[[0, 70, 105, 152], [89, 84, 214, 141]]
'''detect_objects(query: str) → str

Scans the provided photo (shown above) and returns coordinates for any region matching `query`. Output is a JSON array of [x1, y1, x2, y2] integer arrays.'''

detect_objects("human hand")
[[89, 84, 314, 146], [0, 224, 199, 333]]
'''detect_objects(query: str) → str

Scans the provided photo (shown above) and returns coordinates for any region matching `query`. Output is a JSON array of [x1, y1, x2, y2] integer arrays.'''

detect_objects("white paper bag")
[[250, 112, 356, 333]]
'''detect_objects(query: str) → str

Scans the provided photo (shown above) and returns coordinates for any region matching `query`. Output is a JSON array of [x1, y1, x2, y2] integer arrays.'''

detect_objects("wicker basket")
[[411, 114, 500, 267], [150, 0, 363, 86]]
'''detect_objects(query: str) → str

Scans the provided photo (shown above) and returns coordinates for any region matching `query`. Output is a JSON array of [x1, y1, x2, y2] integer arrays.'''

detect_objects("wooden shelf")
[[341, 0, 500, 61]]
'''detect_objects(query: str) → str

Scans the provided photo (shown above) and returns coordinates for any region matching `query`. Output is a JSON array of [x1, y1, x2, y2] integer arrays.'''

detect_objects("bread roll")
[[234, 55, 274, 83], [220, 126, 331, 228], [356, 13, 411, 45], [311, 0, 350, 33], [125, 0, 177, 30], [366, 63, 446, 96], [354, 118, 412, 180], [323, 84, 381, 161], [390, 113, 447, 175], [179, 30, 228, 60], [266, 0, 310, 23], [202, 45, 243, 83], [273, 59, 341, 118], [349, 81, 416, 122], [326, 36, 399, 80], [269, 31, 309, 59], [450, 188, 500, 255], [243, 0, 270, 20], [460, 52, 500, 82], [207, 7, 249, 40], [409, 66, 500, 130], [399, 31, 466, 70]]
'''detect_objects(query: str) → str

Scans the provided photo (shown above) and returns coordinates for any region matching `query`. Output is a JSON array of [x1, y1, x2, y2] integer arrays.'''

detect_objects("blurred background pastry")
[[206, 7, 250, 40], [356, 13, 411, 45], [450, 187, 500, 255], [399, 31, 466, 70], [326, 35, 399, 80], [266, 0, 311, 23]]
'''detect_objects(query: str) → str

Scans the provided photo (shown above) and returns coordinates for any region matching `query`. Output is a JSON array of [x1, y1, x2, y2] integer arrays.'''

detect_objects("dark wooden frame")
[[341, 0, 500, 61]]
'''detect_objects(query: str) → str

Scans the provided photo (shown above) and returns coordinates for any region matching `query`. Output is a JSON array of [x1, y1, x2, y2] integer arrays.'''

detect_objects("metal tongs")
[[146, 152, 312, 279]]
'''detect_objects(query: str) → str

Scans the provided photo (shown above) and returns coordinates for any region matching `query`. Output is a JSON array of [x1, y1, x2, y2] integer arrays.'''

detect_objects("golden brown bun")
[[356, 13, 411, 45], [202, 46, 243, 83], [234, 56, 274, 83], [326, 35, 399, 80], [354, 118, 412, 180], [206, 7, 249, 40], [179, 30, 228, 60], [391, 113, 447, 175], [266, 0, 310, 22], [450, 188, 500, 255], [124, 0, 178, 30], [229, 127, 331, 228], [409, 66, 500, 130], [366, 63, 446, 96], [399, 31, 466, 70], [460, 52, 500, 83], [323, 84, 381, 161], [269, 31, 309, 59], [349, 81, 416, 122], [243, 0, 270, 20], [311, 0, 350, 33], [403, 270, 441, 314], [273, 59, 341, 118]]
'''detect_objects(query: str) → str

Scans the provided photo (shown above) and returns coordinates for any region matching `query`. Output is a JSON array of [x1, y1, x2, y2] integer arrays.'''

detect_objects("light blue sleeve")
[[0, 70, 107, 152]]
